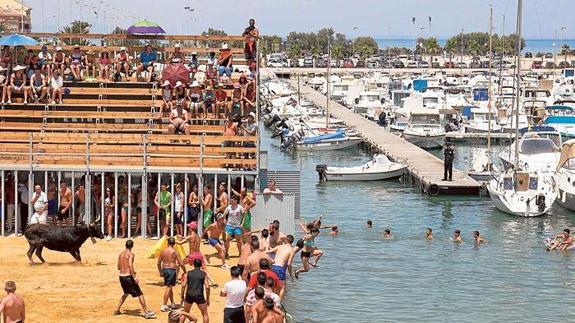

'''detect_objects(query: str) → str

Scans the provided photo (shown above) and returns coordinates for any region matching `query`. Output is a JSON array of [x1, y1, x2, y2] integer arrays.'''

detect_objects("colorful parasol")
[[126, 19, 166, 35]]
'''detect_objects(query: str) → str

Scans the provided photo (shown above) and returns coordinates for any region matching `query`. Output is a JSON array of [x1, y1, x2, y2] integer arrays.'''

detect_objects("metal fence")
[[251, 193, 296, 235]]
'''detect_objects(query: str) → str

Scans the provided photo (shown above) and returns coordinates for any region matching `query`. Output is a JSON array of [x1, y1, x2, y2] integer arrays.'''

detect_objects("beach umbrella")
[[161, 63, 190, 85], [127, 20, 166, 35], [0, 33, 38, 46]]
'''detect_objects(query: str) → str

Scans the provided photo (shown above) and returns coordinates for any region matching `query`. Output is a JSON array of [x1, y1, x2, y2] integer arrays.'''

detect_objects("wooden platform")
[[290, 81, 481, 196]]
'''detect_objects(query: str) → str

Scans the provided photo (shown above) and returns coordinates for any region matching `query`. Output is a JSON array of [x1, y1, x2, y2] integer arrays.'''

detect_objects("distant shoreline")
[[374, 38, 575, 53]]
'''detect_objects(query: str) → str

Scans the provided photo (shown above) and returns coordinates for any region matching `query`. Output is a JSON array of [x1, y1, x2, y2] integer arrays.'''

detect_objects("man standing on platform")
[[443, 142, 455, 182]]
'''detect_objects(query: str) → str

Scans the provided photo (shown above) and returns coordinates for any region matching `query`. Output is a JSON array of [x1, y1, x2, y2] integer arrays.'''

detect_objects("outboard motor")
[[536, 194, 546, 213], [316, 165, 328, 181]]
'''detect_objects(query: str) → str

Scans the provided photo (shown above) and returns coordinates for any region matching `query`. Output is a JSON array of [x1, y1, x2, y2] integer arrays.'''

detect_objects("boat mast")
[[513, 0, 523, 169], [326, 37, 331, 128], [487, 6, 494, 153]]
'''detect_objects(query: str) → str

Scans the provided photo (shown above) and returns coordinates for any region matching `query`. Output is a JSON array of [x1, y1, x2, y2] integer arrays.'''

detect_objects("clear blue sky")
[[24, 0, 574, 39]]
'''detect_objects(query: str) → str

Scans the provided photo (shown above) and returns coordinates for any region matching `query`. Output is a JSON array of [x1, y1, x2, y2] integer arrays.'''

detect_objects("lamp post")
[[184, 6, 195, 35], [20, 0, 24, 32], [560, 26, 567, 64]]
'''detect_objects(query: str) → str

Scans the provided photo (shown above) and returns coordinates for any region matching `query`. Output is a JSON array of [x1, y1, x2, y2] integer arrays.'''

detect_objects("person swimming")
[[366, 220, 373, 228], [383, 229, 393, 239], [453, 230, 463, 243], [329, 226, 338, 236], [473, 231, 486, 244], [425, 228, 433, 240]]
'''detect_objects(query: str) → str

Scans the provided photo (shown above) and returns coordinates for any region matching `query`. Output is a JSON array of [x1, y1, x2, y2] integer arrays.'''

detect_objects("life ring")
[[428, 184, 440, 196]]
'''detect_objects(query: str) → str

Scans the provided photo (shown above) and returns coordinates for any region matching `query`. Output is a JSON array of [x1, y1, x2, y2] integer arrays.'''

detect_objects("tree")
[[260, 35, 282, 56], [288, 43, 302, 60], [108, 27, 141, 47], [61, 20, 92, 46], [201, 28, 230, 48], [422, 37, 441, 62], [352, 37, 378, 58]]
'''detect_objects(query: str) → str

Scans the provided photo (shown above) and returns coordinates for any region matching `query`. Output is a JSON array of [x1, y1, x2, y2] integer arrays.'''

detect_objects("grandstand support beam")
[[183, 173, 188, 237], [100, 172, 105, 236], [213, 174, 218, 213], [14, 171, 18, 234], [170, 173, 175, 237], [141, 174, 148, 238], [71, 173, 75, 226], [156, 173, 161, 238], [28, 133, 34, 221], [198, 174, 204, 234], [114, 172, 118, 239], [84, 172, 91, 224], [1, 170, 5, 236], [128, 173, 132, 239]]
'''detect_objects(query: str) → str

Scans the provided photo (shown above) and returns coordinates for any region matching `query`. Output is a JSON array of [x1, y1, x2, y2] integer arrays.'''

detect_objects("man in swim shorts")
[[265, 234, 295, 300], [57, 181, 72, 226], [205, 214, 229, 268], [158, 237, 187, 312], [202, 185, 213, 234]]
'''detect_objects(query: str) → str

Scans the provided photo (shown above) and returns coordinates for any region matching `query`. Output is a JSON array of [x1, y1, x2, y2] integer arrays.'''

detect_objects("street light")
[[184, 6, 195, 35]]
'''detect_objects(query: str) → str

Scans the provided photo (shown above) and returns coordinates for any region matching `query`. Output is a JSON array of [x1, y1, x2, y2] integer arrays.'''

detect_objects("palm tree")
[[310, 44, 320, 67], [331, 45, 344, 65], [424, 38, 441, 64], [61, 20, 92, 46]]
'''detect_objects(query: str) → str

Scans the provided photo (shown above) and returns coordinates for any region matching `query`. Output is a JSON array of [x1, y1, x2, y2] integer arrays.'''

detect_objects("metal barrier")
[[251, 193, 296, 235]]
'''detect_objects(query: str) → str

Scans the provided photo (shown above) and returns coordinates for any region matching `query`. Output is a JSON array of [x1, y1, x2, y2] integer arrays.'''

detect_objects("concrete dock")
[[288, 80, 481, 196]]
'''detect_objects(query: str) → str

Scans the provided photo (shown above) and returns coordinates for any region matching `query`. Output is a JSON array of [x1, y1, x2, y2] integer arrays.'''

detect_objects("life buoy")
[[428, 184, 440, 196]]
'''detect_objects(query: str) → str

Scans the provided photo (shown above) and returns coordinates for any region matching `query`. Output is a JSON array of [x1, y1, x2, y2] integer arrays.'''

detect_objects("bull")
[[24, 223, 105, 263]]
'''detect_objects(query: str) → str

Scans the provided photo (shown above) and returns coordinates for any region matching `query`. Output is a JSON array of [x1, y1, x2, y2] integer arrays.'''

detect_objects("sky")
[[22, 0, 575, 39]]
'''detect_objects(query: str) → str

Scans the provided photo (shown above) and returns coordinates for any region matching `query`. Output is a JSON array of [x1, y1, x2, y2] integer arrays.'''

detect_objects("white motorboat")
[[402, 111, 445, 149], [465, 106, 502, 133], [555, 140, 575, 211], [316, 155, 406, 181], [467, 148, 498, 183], [353, 91, 385, 120], [498, 130, 561, 173]]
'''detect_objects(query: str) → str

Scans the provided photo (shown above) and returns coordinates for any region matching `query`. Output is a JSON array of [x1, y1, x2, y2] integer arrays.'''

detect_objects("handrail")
[[22, 33, 245, 41]]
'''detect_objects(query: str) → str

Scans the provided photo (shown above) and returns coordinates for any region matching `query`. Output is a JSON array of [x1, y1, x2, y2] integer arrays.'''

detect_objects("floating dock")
[[288, 80, 481, 196]]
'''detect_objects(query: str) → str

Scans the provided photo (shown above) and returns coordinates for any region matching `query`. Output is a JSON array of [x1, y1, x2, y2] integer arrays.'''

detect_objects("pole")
[[460, 28, 464, 75], [513, 0, 523, 168], [487, 7, 493, 153], [21, 0, 25, 32], [297, 73, 301, 105], [326, 37, 331, 128]]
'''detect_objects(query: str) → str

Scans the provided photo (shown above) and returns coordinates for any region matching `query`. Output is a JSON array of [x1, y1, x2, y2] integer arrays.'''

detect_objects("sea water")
[[261, 129, 575, 322]]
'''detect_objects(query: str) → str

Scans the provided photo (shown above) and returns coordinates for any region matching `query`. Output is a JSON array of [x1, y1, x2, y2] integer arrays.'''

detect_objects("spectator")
[[242, 19, 259, 66], [104, 187, 114, 240], [230, 82, 243, 117], [203, 85, 215, 118], [189, 51, 199, 76], [224, 113, 238, 136], [217, 43, 233, 78], [0, 66, 8, 104], [220, 266, 247, 323], [63, 67, 74, 82], [170, 44, 184, 64], [241, 112, 258, 137], [115, 47, 130, 81], [0, 45, 12, 69], [159, 80, 173, 117], [30, 66, 48, 103], [238, 72, 248, 86], [30, 184, 48, 225], [188, 81, 203, 119], [174, 81, 186, 101], [23, 49, 37, 77], [214, 83, 228, 118], [98, 50, 112, 82], [50, 69, 64, 104], [263, 180, 282, 195], [7, 65, 32, 104], [137, 44, 157, 83], [83, 49, 97, 78], [168, 101, 190, 135], [243, 77, 256, 112], [207, 51, 217, 66], [37, 45, 53, 78], [154, 183, 172, 237], [69, 44, 83, 81], [53, 46, 66, 74], [4, 173, 15, 232]]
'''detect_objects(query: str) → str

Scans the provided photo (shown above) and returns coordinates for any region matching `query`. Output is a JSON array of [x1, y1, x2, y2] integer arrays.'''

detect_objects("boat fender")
[[428, 184, 440, 196], [536, 194, 546, 213]]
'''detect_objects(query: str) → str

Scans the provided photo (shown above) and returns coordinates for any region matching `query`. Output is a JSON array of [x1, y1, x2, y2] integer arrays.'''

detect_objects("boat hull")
[[403, 133, 445, 149], [486, 179, 557, 217], [324, 167, 405, 181], [296, 138, 362, 151]]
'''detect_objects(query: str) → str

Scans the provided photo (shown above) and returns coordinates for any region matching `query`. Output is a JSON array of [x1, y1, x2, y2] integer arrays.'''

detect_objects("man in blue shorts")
[[264, 234, 295, 300], [223, 196, 245, 257], [205, 214, 229, 269]]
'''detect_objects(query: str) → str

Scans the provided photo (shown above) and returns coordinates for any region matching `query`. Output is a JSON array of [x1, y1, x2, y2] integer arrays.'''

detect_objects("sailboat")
[[486, 0, 558, 217]]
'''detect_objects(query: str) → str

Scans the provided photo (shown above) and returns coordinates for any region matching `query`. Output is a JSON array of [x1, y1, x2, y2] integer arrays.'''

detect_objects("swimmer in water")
[[453, 229, 463, 243], [473, 231, 486, 244], [329, 226, 338, 236], [383, 229, 393, 239], [425, 228, 433, 240], [366, 220, 373, 228]]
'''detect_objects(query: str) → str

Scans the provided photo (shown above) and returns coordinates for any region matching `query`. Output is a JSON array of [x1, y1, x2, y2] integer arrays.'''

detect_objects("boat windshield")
[[333, 85, 349, 91], [360, 94, 380, 102], [411, 115, 440, 124], [423, 97, 439, 106], [519, 138, 558, 155]]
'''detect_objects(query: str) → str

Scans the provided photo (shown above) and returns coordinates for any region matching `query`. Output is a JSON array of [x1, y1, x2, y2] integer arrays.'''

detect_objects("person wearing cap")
[[207, 51, 217, 66], [241, 112, 258, 140], [242, 19, 260, 65], [188, 81, 203, 119], [189, 51, 199, 72], [170, 44, 184, 64], [115, 46, 130, 81], [214, 83, 229, 118], [49, 69, 64, 104], [159, 80, 173, 117], [30, 66, 48, 103], [98, 50, 112, 82], [174, 80, 186, 101], [217, 43, 233, 78], [38, 44, 53, 78], [7, 65, 32, 104], [176, 221, 218, 287], [83, 48, 97, 78], [137, 44, 157, 83], [230, 82, 243, 117], [53, 46, 66, 75], [203, 85, 215, 118]]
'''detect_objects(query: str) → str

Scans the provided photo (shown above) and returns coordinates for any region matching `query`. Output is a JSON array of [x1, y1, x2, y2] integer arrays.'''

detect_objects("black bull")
[[24, 223, 105, 263]]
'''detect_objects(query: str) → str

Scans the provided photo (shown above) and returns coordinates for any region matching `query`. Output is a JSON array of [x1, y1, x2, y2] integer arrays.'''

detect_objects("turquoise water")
[[375, 38, 575, 54], [261, 129, 575, 322]]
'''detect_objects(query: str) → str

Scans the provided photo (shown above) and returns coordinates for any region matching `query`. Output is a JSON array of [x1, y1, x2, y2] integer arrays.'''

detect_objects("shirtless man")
[[259, 229, 270, 251], [57, 181, 72, 226], [268, 221, 286, 250], [560, 229, 574, 251], [216, 182, 228, 218], [158, 237, 187, 312], [383, 229, 393, 239], [238, 236, 257, 278], [243, 239, 272, 281], [426, 228, 433, 240], [202, 186, 213, 235], [114, 240, 155, 319], [260, 298, 285, 323], [177, 222, 216, 287], [265, 235, 296, 300], [204, 214, 229, 269], [329, 226, 339, 236], [453, 229, 463, 243], [75, 184, 86, 224], [0, 281, 25, 323], [233, 187, 256, 240], [473, 231, 486, 245], [262, 180, 282, 195]]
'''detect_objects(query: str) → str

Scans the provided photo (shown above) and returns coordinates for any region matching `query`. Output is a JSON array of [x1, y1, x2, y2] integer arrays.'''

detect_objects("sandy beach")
[[0, 235, 238, 322]]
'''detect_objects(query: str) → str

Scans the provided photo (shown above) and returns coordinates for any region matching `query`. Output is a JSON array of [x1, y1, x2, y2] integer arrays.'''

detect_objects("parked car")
[[479, 61, 490, 68], [342, 59, 354, 68], [545, 52, 554, 59], [443, 62, 456, 68], [559, 61, 571, 68], [267, 60, 287, 68], [418, 61, 430, 68], [406, 61, 418, 68], [392, 60, 405, 68], [469, 61, 481, 68], [524, 52, 533, 58], [355, 60, 366, 68], [315, 58, 327, 68], [431, 62, 441, 68], [531, 61, 542, 69], [456, 62, 467, 68], [545, 61, 556, 69], [303, 57, 314, 68]]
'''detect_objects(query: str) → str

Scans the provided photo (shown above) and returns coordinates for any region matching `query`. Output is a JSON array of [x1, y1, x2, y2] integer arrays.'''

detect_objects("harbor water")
[[261, 127, 575, 323]]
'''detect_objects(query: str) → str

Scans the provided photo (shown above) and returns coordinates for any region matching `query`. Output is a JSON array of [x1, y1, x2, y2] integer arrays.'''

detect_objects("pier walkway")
[[288, 80, 481, 195]]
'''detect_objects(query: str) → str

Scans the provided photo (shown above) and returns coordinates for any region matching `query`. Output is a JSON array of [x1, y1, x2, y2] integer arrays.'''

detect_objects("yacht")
[[498, 130, 561, 173], [465, 106, 502, 133], [402, 111, 445, 149], [353, 91, 385, 120], [556, 140, 575, 210]]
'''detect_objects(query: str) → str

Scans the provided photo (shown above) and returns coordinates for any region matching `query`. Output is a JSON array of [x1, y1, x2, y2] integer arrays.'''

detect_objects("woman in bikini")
[[98, 51, 111, 82], [294, 225, 323, 279], [69, 45, 83, 80]]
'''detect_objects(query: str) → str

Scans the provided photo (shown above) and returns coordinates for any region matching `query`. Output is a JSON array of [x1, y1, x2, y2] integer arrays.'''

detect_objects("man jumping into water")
[[426, 228, 433, 240]]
